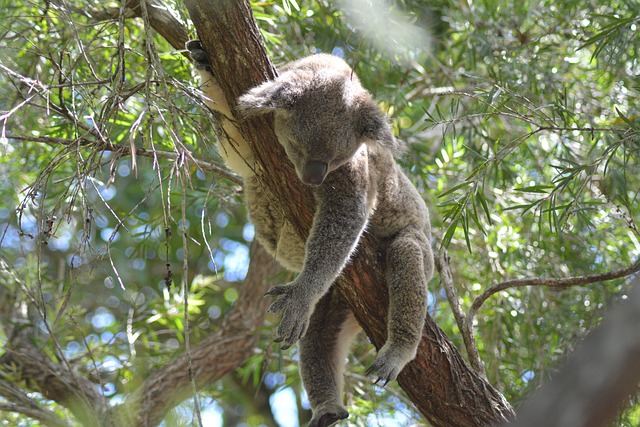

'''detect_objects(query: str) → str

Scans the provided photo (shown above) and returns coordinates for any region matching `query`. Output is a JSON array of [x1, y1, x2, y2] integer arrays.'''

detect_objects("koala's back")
[[279, 54, 355, 80]]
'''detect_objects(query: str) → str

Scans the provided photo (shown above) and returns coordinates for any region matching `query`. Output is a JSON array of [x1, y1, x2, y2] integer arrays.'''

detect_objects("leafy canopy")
[[0, 0, 639, 425]]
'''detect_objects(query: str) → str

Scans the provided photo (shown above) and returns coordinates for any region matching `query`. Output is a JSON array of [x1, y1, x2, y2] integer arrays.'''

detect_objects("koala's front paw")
[[365, 342, 415, 386], [265, 283, 312, 349], [185, 40, 212, 72], [308, 402, 349, 427]]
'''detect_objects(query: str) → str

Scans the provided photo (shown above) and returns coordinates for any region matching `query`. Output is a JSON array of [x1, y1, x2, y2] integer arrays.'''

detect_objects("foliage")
[[0, 0, 639, 426]]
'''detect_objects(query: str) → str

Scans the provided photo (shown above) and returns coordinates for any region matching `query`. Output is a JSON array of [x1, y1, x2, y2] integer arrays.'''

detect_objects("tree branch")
[[466, 256, 640, 332], [436, 249, 485, 375], [0, 258, 110, 425], [4, 4, 277, 426], [76, 0, 190, 53], [6, 133, 243, 186], [2, 2, 277, 427], [505, 275, 640, 427], [0, 309, 108, 425], [441, 248, 640, 379], [0, 380, 69, 427], [116, 242, 281, 427], [1, 243, 280, 427]]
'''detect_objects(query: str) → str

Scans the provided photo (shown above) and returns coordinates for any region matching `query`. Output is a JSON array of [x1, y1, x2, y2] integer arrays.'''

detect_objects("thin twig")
[[436, 249, 485, 375], [6, 133, 243, 186]]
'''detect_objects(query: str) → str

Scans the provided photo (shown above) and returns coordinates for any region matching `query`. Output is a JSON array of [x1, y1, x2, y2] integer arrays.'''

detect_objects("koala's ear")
[[237, 75, 297, 117], [356, 97, 405, 156]]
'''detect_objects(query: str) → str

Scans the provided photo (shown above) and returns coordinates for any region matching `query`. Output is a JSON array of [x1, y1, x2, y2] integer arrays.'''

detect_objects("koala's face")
[[237, 54, 400, 186], [271, 90, 363, 186]]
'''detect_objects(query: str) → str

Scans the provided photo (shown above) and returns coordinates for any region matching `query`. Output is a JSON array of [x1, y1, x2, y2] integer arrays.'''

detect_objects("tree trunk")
[[184, 1, 516, 426]]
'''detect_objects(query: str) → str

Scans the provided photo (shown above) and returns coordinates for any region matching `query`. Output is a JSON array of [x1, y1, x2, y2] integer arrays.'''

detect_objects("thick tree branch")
[[0, 264, 109, 426], [184, 1, 515, 425], [1, 244, 280, 427], [0, 380, 69, 427]]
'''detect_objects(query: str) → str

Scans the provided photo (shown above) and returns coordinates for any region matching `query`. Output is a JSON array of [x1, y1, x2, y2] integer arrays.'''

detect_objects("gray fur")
[[187, 41, 433, 427]]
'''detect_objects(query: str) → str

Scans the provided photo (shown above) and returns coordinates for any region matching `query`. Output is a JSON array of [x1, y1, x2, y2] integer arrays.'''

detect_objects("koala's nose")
[[302, 161, 328, 186]]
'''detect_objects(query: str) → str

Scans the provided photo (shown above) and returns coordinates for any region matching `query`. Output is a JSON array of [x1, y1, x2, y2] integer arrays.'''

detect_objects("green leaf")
[[439, 180, 473, 198], [513, 185, 555, 194]]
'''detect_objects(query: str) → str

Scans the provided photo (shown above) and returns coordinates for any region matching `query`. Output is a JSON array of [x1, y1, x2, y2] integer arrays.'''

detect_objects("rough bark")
[[0, 327, 108, 426], [184, 1, 515, 426]]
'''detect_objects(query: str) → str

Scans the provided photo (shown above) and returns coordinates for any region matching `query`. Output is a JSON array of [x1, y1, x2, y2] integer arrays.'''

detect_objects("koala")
[[187, 41, 434, 427]]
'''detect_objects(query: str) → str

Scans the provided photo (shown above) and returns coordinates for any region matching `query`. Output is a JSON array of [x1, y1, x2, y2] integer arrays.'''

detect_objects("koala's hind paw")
[[265, 284, 312, 349], [185, 40, 212, 72], [308, 403, 348, 427], [365, 343, 414, 386]]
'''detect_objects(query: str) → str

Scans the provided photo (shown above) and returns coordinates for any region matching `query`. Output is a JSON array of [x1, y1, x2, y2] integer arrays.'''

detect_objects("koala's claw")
[[265, 284, 312, 349], [185, 40, 212, 72], [366, 362, 397, 387], [308, 402, 348, 427], [264, 285, 288, 298], [366, 343, 413, 386]]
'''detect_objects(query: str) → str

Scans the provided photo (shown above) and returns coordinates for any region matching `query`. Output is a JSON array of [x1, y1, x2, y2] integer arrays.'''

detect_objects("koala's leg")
[[186, 40, 255, 177], [367, 228, 433, 385], [186, 40, 233, 117], [300, 288, 360, 427]]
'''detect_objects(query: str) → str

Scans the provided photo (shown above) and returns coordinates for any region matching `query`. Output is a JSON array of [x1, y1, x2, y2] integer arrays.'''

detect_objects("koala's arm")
[[266, 162, 371, 347], [300, 171, 369, 295]]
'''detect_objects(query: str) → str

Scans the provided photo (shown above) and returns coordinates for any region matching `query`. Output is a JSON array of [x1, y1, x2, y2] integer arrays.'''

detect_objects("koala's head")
[[237, 54, 402, 186]]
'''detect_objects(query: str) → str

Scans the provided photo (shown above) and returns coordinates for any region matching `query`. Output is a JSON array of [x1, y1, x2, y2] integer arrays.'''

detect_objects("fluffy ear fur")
[[356, 96, 405, 156], [237, 73, 298, 117]]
